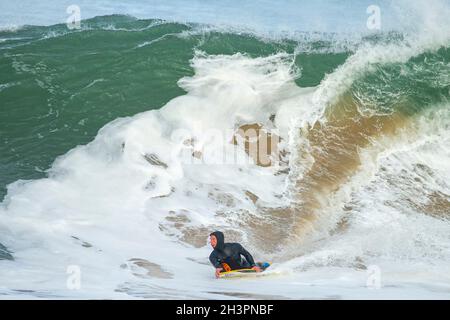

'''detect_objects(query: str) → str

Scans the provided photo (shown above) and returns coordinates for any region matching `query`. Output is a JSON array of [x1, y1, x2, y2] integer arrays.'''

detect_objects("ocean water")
[[0, 0, 449, 299]]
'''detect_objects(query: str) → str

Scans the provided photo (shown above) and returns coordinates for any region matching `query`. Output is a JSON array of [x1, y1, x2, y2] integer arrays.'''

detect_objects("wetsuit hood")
[[210, 231, 225, 251]]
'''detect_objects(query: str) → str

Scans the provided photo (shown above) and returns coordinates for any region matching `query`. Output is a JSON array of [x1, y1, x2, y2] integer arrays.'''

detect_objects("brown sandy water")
[[159, 92, 449, 261], [244, 92, 414, 253], [162, 92, 415, 256]]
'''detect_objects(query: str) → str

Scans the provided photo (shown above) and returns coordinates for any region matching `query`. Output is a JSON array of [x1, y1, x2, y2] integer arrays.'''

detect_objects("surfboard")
[[218, 262, 271, 279]]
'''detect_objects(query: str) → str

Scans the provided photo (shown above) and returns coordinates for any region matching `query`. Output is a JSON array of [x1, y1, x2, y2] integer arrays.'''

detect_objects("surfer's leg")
[[256, 262, 270, 270]]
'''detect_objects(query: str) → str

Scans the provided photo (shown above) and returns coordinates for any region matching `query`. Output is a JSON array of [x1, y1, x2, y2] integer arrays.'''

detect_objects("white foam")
[[0, 51, 312, 298], [277, 104, 450, 296]]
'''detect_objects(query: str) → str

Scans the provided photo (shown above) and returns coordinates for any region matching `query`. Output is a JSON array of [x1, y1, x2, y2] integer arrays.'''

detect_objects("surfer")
[[209, 231, 261, 278]]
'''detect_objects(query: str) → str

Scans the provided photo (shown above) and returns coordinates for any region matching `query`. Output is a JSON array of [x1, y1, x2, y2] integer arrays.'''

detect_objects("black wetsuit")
[[209, 231, 256, 270]]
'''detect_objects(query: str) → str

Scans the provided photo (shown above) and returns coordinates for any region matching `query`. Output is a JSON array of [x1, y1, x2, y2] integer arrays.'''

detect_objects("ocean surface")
[[0, 0, 449, 299]]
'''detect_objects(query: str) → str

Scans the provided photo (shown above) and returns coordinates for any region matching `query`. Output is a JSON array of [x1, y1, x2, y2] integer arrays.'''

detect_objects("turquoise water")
[[1, 16, 449, 200], [0, 16, 354, 199]]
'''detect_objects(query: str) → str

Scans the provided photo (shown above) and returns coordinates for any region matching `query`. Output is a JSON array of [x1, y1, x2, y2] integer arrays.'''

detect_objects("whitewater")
[[0, 0, 449, 299]]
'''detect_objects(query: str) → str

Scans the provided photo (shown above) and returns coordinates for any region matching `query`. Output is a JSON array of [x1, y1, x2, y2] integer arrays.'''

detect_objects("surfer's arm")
[[214, 268, 223, 278], [209, 251, 222, 268], [237, 244, 256, 267], [209, 252, 223, 278]]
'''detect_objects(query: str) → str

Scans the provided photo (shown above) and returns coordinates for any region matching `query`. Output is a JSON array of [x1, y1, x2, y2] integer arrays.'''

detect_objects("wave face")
[[1, 2, 450, 299]]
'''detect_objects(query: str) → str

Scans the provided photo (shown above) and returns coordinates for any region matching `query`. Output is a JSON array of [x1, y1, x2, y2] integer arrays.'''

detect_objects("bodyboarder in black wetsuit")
[[209, 231, 261, 278]]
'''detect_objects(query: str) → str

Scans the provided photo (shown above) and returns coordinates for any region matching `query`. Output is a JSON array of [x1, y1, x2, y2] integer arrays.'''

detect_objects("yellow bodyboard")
[[218, 263, 271, 279]]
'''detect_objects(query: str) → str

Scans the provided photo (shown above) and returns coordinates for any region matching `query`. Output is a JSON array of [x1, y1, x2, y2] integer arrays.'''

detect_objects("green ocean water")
[[0, 14, 449, 201]]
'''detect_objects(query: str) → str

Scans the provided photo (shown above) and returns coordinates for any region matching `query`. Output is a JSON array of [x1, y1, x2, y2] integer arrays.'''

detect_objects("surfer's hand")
[[215, 268, 223, 278], [252, 266, 261, 272]]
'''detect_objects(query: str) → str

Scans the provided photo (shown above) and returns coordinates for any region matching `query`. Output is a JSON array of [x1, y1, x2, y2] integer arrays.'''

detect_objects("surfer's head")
[[209, 231, 225, 251]]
